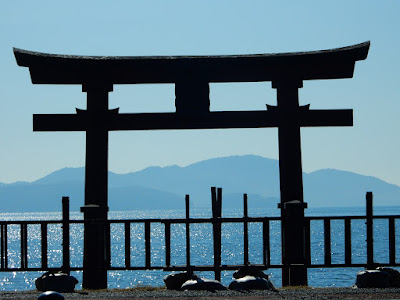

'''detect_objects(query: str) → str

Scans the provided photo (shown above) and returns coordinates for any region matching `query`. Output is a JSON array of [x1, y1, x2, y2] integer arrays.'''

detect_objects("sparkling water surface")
[[0, 206, 399, 291]]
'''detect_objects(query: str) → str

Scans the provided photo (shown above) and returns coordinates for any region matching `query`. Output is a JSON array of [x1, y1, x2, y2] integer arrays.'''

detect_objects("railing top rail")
[[0, 220, 71, 225], [0, 214, 399, 225], [306, 215, 400, 221]]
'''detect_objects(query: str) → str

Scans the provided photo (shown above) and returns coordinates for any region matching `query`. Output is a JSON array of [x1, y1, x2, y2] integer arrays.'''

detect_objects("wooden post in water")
[[243, 194, 249, 265], [40, 223, 47, 270], [124, 222, 131, 269], [366, 192, 374, 269], [344, 218, 352, 266], [1, 224, 7, 270], [62, 196, 70, 274], [145, 221, 151, 268], [165, 222, 171, 268], [324, 219, 331, 266], [20, 224, 28, 269], [388, 217, 396, 265], [185, 195, 191, 268], [262, 220, 271, 266], [211, 187, 222, 281]]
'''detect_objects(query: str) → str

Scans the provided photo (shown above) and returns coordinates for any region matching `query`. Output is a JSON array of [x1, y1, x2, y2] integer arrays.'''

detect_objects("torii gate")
[[14, 41, 369, 289]]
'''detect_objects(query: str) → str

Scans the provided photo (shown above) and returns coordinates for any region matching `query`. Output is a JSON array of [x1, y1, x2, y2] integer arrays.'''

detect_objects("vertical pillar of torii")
[[80, 83, 113, 289], [273, 79, 308, 286]]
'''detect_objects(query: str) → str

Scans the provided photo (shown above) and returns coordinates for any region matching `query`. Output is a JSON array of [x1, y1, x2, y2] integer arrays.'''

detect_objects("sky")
[[0, 1, 400, 187]]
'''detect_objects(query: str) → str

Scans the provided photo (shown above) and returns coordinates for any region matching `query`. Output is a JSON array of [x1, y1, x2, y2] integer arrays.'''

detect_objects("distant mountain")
[[35, 167, 85, 185], [108, 155, 280, 206], [0, 155, 399, 212], [303, 169, 400, 208]]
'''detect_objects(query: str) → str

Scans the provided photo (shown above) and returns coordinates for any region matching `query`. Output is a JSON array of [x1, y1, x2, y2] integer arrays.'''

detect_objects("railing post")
[[243, 194, 249, 265], [366, 191, 374, 269], [324, 219, 331, 266], [211, 187, 222, 282], [41, 223, 48, 270], [62, 197, 70, 274], [344, 218, 352, 266], [165, 222, 171, 268], [263, 220, 271, 267], [185, 195, 191, 268], [1, 224, 7, 270], [125, 222, 131, 268], [388, 217, 396, 265], [145, 221, 151, 268], [20, 224, 28, 269]]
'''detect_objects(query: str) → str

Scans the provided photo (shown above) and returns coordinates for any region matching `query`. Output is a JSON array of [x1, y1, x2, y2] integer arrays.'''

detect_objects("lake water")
[[0, 206, 399, 291]]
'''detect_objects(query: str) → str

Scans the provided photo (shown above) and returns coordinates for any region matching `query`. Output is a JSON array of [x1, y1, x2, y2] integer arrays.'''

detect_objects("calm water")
[[0, 206, 399, 291]]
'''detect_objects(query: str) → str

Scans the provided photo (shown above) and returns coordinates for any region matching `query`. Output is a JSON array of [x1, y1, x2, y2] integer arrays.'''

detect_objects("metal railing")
[[0, 190, 398, 283]]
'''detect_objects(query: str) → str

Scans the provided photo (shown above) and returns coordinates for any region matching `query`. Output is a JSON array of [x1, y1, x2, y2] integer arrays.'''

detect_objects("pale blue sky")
[[1, 1, 400, 186]]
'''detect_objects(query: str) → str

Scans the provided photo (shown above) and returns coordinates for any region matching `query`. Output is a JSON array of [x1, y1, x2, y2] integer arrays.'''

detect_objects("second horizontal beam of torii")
[[33, 108, 352, 131]]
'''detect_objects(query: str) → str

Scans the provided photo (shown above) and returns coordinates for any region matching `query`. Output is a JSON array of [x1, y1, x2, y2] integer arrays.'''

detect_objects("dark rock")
[[163, 271, 199, 290], [232, 265, 276, 291], [356, 269, 390, 288], [233, 265, 270, 280], [376, 267, 400, 287], [35, 271, 78, 293], [37, 291, 64, 300], [229, 275, 276, 291], [356, 267, 400, 288], [181, 278, 227, 291]]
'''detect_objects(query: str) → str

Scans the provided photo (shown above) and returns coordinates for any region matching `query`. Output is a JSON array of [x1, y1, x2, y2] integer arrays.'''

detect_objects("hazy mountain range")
[[0, 155, 399, 212]]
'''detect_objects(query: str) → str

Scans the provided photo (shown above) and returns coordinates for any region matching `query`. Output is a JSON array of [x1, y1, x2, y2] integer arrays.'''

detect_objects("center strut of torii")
[[14, 42, 369, 289]]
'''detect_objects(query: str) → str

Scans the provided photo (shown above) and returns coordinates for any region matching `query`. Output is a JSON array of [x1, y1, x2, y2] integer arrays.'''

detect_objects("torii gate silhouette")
[[14, 41, 369, 289]]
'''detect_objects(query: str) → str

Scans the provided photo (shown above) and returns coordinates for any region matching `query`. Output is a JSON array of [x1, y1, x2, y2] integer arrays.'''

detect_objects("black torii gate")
[[14, 41, 369, 289]]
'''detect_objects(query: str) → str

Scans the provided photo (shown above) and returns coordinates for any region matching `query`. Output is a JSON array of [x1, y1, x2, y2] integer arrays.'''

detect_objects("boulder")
[[376, 267, 400, 287], [356, 267, 400, 288], [356, 269, 390, 288], [229, 275, 275, 291], [231, 265, 276, 291], [233, 265, 270, 280], [181, 278, 227, 291], [35, 271, 78, 293], [163, 271, 199, 290], [37, 291, 64, 300]]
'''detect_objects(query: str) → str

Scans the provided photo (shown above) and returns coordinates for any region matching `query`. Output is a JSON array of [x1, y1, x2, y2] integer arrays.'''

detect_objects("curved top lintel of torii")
[[14, 41, 370, 85]]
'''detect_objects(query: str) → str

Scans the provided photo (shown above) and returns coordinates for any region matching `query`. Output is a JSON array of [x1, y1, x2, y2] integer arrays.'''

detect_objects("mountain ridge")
[[0, 155, 399, 212]]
